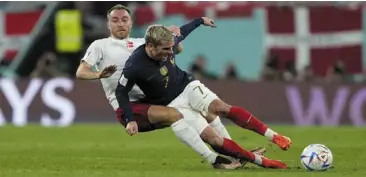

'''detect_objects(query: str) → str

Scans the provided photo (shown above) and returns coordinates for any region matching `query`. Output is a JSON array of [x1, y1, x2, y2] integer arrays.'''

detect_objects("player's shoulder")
[[126, 45, 148, 68], [124, 55, 143, 74], [129, 43, 146, 60], [88, 38, 110, 49], [128, 37, 145, 45]]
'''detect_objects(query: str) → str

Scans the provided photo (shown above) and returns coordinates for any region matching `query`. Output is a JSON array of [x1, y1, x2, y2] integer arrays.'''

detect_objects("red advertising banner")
[[0, 10, 42, 60], [0, 78, 365, 127]]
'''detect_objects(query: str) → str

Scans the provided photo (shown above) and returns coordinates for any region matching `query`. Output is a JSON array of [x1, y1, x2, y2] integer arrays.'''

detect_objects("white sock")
[[253, 154, 263, 165], [209, 117, 232, 140], [171, 119, 218, 164], [264, 128, 277, 140]]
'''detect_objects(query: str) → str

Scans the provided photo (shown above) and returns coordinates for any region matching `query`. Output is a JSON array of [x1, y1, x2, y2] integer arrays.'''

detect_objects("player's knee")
[[200, 126, 224, 147], [165, 107, 183, 124], [151, 107, 182, 125], [203, 113, 217, 123], [208, 99, 231, 117], [148, 106, 183, 126]]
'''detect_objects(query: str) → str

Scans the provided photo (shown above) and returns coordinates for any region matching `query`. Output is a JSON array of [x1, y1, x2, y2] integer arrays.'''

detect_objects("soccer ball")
[[300, 144, 333, 171]]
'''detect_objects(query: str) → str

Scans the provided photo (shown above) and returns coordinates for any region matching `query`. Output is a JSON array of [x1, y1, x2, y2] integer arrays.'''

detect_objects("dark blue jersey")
[[115, 18, 204, 123]]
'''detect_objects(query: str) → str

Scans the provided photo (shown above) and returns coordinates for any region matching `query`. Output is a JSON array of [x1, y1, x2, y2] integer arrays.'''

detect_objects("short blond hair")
[[107, 4, 131, 18], [144, 25, 173, 46]]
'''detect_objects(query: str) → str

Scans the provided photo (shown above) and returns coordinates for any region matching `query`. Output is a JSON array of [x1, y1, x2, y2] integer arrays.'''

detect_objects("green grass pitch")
[[0, 124, 365, 177]]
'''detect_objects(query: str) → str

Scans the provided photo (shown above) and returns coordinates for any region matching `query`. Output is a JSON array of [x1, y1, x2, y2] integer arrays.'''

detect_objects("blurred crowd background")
[[0, 1, 365, 83]]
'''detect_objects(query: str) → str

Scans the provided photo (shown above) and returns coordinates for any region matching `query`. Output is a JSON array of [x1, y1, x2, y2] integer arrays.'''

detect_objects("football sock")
[[264, 128, 276, 140], [228, 106, 276, 140], [171, 119, 218, 164], [209, 117, 232, 139], [219, 138, 263, 165]]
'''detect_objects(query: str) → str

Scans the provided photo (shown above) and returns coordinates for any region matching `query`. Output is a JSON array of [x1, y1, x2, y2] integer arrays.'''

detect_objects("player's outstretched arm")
[[76, 41, 118, 80], [76, 62, 100, 80], [178, 17, 216, 41], [76, 62, 117, 80]]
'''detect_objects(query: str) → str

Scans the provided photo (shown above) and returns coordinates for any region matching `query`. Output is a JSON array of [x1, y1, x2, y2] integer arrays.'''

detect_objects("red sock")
[[228, 106, 268, 135], [222, 138, 255, 161]]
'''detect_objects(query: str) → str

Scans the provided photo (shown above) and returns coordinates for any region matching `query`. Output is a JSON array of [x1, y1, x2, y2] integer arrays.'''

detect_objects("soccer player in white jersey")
[[75, 4, 268, 169]]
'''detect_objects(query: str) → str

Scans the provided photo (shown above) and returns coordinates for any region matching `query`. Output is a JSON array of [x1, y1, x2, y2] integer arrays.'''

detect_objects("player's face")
[[151, 40, 175, 61], [107, 9, 132, 39]]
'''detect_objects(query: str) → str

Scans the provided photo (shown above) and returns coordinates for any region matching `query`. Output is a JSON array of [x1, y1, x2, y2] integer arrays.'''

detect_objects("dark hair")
[[107, 4, 131, 18]]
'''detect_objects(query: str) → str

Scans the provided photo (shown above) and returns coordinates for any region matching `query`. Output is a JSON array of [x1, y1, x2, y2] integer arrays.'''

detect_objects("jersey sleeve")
[[175, 18, 204, 43], [115, 60, 140, 123], [173, 36, 182, 54], [81, 41, 102, 66]]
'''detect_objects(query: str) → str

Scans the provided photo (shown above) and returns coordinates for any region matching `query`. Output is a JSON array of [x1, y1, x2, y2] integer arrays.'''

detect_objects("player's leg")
[[186, 81, 291, 151], [183, 108, 286, 169], [118, 103, 239, 169], [201, 126, 286, 169], [116, 105, 159, 132], [147, 105, 241, 169], [202, 113, 231, 139], [208, 100, 291, 151], [203, 112, 267, 167]]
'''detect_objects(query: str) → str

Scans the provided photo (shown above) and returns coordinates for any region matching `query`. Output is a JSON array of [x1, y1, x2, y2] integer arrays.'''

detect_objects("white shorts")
[[168, 80, 218, 134]]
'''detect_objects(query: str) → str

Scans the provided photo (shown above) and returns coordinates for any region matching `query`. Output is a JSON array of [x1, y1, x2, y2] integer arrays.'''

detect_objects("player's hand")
[[201, 17, 216, 28], [167, 25, 181, 36], [126, 121, 138, 136], [98, 65, 117, 78]]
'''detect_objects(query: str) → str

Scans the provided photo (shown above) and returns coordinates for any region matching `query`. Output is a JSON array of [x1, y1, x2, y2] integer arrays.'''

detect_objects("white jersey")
[[81, 37, 145, 110]]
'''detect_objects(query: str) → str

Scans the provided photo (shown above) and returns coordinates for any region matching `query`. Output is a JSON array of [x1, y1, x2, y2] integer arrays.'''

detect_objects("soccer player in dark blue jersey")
[[116, 17, 289, 169], [77, 4, 250, 170]]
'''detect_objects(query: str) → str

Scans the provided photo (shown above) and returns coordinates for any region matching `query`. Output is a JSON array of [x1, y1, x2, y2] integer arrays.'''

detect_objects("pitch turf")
[[0, 124, 365, 177]]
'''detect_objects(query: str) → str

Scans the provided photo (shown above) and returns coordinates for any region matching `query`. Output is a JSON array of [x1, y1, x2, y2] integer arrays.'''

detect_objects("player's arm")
[[176, 42, 183, 54], [76, 41, 117, 80], [115, 61, 139, 123], [76, 62, 116, 80], [76, 62, 100, 80], [115, 79, 134, 123], [76, 41, 101, 80], [177, 17, 216, 42]]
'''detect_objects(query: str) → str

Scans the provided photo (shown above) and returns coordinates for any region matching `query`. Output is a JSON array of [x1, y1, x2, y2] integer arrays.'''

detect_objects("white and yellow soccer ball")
[[300, 144, 333, 171]]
